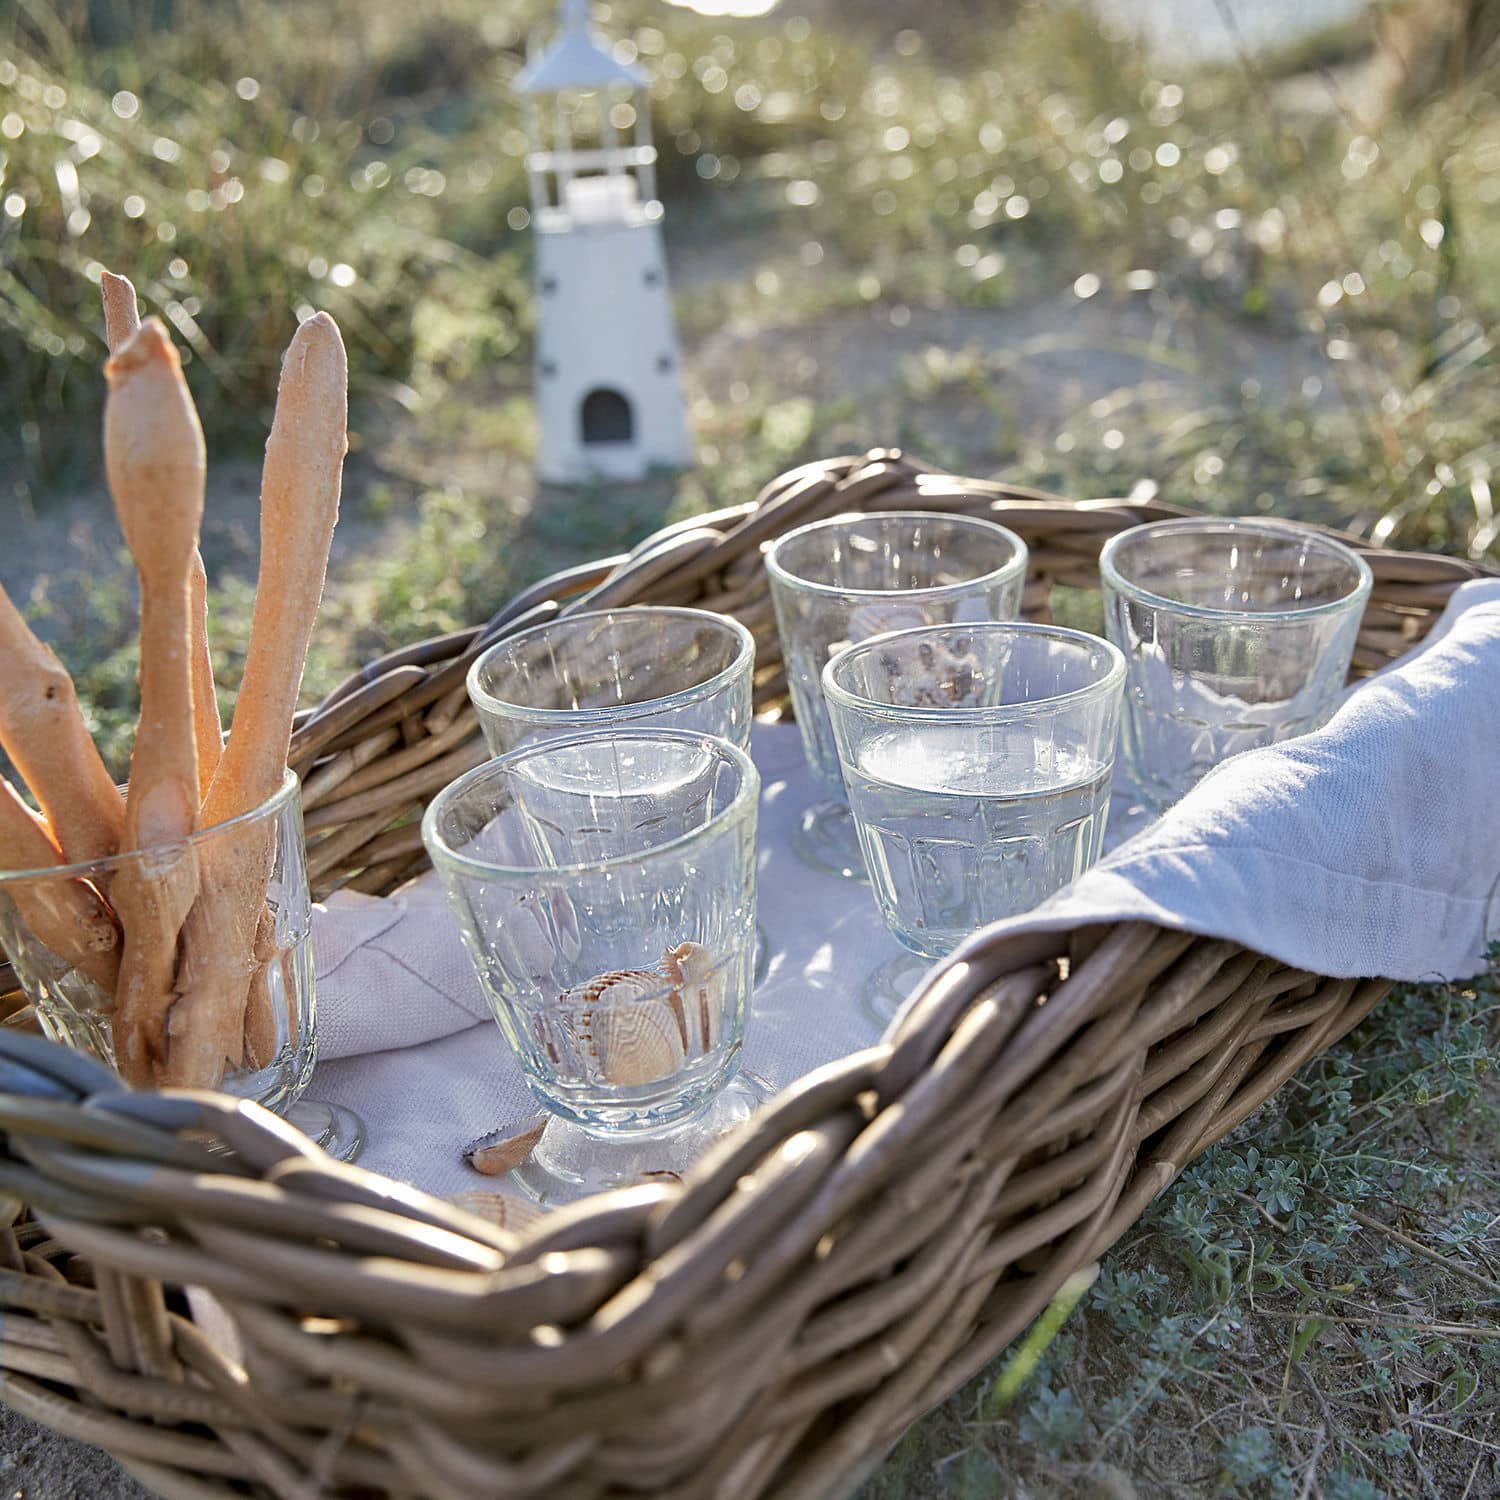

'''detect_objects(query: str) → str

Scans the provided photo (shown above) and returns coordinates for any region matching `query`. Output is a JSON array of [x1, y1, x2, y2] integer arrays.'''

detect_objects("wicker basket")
[[0, 450, 1492, 1500]]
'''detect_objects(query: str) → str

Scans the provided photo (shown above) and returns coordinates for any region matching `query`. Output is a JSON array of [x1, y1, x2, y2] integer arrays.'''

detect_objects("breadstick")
[[188, 551, 223, 798], [100, 270, 223, 800], [0, 778, 120, 993], [104, 318, 205, 1084], [100, 270, 140, 357], [241, 909, 280, 1070], [0, 584, 124, 866], [165, 313, 347, 1088]]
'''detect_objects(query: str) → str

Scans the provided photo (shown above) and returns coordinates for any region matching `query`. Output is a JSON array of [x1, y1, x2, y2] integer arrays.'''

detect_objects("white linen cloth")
[[308, 581, 1500, 1198]]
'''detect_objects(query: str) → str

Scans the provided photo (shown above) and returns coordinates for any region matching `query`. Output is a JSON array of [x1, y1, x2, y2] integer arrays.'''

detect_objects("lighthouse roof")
[[515, 0, 648, 94]]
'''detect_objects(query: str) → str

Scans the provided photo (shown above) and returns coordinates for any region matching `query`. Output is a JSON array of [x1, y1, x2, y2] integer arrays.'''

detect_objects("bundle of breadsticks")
[[0, 271, 347, 1090]]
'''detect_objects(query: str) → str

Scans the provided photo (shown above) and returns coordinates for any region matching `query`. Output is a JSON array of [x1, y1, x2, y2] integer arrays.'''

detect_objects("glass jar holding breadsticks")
[[0, 276, 360, 1158]]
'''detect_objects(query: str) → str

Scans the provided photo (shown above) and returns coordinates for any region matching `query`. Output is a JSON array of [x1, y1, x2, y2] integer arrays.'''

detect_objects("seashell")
[[660, 941, 724, 1057], [846, 601, 934, 644], [566, 968, 670, 1011], [463, 1115, 548, 1176], [447, 1190, 546, 1236], [589, 995, 686, 1087]]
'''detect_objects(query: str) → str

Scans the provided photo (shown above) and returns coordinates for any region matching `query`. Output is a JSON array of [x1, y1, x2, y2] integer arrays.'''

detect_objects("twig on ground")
[[1295, 1423, 1326, 1500], [1326, 1197, 1500, 1300]]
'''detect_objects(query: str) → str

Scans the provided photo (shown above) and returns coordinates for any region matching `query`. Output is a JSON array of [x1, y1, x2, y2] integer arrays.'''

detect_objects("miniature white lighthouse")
[[516, 0, 693, 485]]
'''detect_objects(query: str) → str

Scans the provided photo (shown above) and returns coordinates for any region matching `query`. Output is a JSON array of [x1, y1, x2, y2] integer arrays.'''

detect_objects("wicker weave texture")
[[0, 451, 1491, 1500]]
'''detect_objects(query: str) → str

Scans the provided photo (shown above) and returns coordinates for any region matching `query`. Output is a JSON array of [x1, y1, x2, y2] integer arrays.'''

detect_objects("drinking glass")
[[422, 728, 765, 1203], [1099, 518, 1372, 812], [467, 606, 754, 757], [766, 511, 1028, 880], [0, 770, 363, 1160], [822, 622, 1125, 1022], [467, 605, 770, 982]]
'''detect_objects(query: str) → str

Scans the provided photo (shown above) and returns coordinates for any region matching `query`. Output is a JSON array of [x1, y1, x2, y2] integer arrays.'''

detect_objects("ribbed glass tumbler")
[[0, 770, 362, 1160], [466, 605, 770, 983], [467, 606, 755, 756], [765, 510, 1028, 880], [1099, 518, 1372, 812], [823, 622, 1125, 1024], [423, 728, 766, 1204]]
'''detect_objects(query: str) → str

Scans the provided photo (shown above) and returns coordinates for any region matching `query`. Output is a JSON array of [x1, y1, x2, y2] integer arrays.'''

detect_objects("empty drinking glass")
[[766, 511, 1028, 880], [422, 728, 765, 1203], [466, 606, 770, 983], [822, 622, 1125, 1022], [467, 606, 755, 757], [1099, 518, 1372, 812]]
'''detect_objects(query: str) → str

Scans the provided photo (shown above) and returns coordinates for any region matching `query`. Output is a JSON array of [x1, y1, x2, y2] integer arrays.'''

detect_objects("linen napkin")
[[308, 580, 1500, 1196], [1002, 578, 1500, 985]]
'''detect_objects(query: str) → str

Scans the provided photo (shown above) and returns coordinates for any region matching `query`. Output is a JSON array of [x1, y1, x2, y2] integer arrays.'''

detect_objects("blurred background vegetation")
[[3, 2, 1500, 1494]]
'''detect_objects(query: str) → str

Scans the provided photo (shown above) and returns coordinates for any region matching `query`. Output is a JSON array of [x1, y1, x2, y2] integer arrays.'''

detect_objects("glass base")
[[862, 950, 940, 1030], [510, 1070, 773, 1206], [791, 800, 869, 882], [283, 1099, 366, 1163]]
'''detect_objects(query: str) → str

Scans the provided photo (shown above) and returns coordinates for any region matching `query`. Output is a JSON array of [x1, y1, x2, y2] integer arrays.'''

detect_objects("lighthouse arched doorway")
[[580, 387, 634, 446]]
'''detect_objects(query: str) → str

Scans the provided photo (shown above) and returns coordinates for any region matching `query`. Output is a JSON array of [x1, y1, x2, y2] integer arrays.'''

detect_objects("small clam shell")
[[567, 968, 666, 1011], [591, 995, 686, 1086], [463, 1115, 548, 1176], [447, 1190, 546, 1236], [661, 941, 724, 1057]]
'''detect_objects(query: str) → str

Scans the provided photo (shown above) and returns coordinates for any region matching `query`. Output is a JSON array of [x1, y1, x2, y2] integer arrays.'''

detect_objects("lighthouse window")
[[656, 354, 673, 373], [643, 267, 661, 287], [580, 387, 633, 445], [540, 275, 559, 295]]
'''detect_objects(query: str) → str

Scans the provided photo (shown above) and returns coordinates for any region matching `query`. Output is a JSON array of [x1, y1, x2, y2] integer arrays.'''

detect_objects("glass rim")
[[821, 620, 1127, 723], [1098, 517, 1374, 623], [0, 768, 300, 887], [465, 605, 756, 728], [764, 509, 1029, 602], [421, 727, 760, 882]]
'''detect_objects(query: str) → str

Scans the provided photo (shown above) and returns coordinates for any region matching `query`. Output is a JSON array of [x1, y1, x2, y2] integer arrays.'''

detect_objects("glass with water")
[[822, 623, 1125, 1019]]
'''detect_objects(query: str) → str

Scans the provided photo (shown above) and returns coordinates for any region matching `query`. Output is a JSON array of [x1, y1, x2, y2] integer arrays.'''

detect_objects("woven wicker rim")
[[765, 509, 1029, 601], [421, 727, 760, 880], [1099, 516, 1375, 622], [823, 620, 1127, 723], [0, 767, 298, 885], [465, 606, 756, 730]]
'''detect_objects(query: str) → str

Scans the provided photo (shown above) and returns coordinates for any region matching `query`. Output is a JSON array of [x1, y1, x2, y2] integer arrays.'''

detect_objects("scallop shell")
[[589, 995, 687, 1087], [463, 1115, 548, 1176], [661, 941, 724, 1057], [447, 1190, 546, 1236]]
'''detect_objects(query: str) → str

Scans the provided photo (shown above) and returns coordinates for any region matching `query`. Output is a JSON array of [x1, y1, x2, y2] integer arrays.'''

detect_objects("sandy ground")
[[0, 1405, 151, 1499]]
